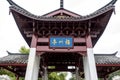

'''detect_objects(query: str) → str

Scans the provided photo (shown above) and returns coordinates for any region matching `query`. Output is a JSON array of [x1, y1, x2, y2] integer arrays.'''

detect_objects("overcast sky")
[[0, 0, 120, 57]]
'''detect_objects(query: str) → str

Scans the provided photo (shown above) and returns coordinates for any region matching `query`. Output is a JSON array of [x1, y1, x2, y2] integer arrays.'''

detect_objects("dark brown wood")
[[36, 46, 87, 52], [48, 69, 75, 72], [104, 75, 108, 80], [0, 64, 27, 66], [96, 64, 120, 67], [78, 52, 87, 56], [2, 66, 23, 77], [16, 75, 19, 80], [30, 34, 38, 48]]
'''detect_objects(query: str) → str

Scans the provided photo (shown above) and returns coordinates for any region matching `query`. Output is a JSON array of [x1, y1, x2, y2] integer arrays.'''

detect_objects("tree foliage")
[[108, 70, 120, 80], [48, 72, 67, 80], [0, 68, 14, 77], [19, 46, 30, 54]]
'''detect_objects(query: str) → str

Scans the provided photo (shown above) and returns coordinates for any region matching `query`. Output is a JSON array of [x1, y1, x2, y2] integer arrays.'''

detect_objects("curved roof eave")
[[8, 0, 116, 21], [9, 5, 115, 22]]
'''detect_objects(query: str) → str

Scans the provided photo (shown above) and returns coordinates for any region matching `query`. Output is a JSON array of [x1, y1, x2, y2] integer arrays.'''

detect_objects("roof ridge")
[[7, 0, 117, 18], [94, 51, 118, 56], [97, 0, 117, 11], [7, 0, 31, 14], [7, 51, 29, 55]]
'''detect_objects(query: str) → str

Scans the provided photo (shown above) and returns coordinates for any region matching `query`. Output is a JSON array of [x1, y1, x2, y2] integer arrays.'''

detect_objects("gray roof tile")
[[8, 0, 116, 21], [0, 52, 120, 65], [0, 54, 28, 64]]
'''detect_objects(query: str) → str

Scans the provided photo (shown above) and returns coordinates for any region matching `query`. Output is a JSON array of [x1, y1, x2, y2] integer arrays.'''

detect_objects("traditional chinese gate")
[[7, 0, 117, 80]]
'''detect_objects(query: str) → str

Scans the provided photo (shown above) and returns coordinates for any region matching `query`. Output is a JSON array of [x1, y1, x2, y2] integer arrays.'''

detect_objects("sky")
[[0, 0, 120, 57]]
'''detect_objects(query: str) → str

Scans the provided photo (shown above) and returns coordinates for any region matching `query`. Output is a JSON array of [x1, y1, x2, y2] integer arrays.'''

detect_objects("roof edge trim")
[[7, 51, 29, 55], [94, 51, 118, 56], [98, 0, 117, 11]]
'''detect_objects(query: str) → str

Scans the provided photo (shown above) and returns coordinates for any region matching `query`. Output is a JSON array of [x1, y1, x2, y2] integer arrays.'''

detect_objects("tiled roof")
[[0, 53, 28, 64], [9, 5, 114, 21], [0, 52, 120, 65], [95, 52, 120, 65], [7, 0, 116, 21]]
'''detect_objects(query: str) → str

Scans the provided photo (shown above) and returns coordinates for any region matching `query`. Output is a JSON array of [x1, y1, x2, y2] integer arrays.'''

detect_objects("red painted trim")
[[36, 46, 87, 52], [30, 34, 38, 48], [96, 64, 120, 66], [86, 35, 93, 48], [1, 63, 120, 67]]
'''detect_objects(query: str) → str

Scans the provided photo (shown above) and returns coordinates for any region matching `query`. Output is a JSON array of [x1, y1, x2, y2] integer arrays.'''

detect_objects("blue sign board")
[[49, 37, 73, 48]]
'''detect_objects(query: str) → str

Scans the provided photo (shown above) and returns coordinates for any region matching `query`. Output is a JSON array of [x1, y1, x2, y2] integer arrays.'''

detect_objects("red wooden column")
[[25, 34, 41, 80], [86, 35, 92, 48], [30, 34, 38, 48], [83, 34, 98, 80]]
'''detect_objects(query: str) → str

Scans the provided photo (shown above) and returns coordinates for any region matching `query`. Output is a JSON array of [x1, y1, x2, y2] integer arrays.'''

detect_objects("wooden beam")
[[48, 69, 75, 72], [38, 38, 86, 43], [0, 64, 27, 66], [36, 46, 86, 52], [96, 64, 120, 67], [47, 64, 76, 66], [2, 66, 23, 77]]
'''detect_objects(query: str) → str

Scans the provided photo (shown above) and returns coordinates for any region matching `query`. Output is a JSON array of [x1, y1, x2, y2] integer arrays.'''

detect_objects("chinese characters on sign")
[[49, 37, 73, 48]]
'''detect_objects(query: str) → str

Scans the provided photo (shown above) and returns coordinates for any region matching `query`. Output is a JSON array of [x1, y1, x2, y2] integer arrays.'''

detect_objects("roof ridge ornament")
[[60, 0, 64, 8]]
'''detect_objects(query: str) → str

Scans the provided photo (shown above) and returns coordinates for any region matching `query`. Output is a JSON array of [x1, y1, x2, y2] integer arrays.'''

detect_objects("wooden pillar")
[[75, 67, 80, 80], [44, 67, 48, 80], [25, 34, 41, 80], [42, 67, 48, 80], [83, 35, 98, 80], [42, 75, 44, 80], [16, 75, 19, 80]]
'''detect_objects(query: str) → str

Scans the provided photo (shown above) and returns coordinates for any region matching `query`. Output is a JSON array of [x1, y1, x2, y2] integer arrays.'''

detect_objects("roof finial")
[[60, 0, 64, 8]]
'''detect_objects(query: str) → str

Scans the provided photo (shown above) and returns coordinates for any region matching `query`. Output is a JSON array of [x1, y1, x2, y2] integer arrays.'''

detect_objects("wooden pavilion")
[[0, 0, 118, 80]]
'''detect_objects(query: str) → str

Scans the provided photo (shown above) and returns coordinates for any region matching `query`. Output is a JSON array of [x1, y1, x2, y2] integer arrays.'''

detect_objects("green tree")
[[0, 68, 16, 79], [69, 77, 76, 80], [48, 72, 67, 80], [69, 73, 76, 80], [19, 46, 30, 54], [108, 70, 120, 80], [0, 68, 13, 76], [59, 72, 67, 80]]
